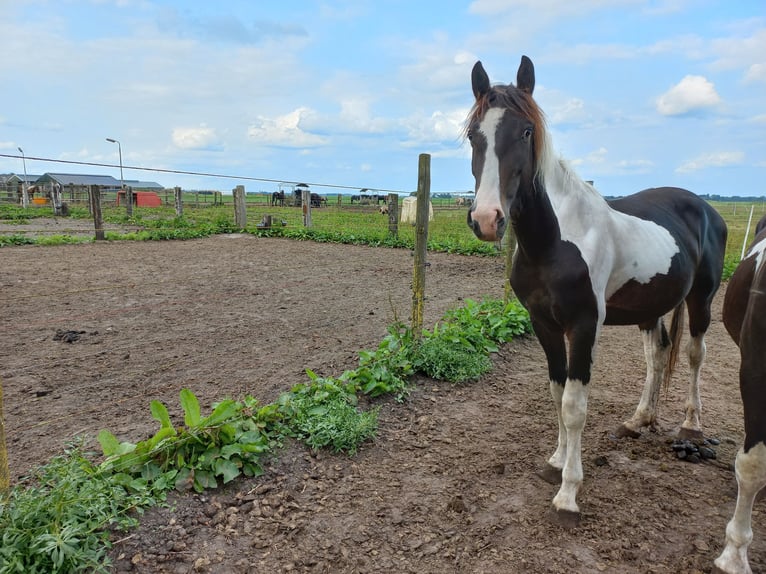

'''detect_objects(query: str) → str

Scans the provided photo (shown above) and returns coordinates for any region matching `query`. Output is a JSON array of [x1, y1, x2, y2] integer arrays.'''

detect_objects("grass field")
[[2, 197, 765, 275]]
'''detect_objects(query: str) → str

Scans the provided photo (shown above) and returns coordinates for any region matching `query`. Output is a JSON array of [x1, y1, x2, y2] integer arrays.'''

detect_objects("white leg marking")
[[681, 334, 705, 434], [552, 379, 589, 514], [548, 380, 566, 470], [714, 443, 766, 574], [623, 323, 667, 434]]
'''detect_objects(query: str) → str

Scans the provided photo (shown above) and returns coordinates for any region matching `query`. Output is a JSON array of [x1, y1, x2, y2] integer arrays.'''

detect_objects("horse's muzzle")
[[467, 208, 506, 242]]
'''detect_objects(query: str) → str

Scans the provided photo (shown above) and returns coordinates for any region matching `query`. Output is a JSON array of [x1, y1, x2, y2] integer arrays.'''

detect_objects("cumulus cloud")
[[676, 151, 744, 173], [401, 108, 468, 148], [247, 108, 328, 148], [656, 75, 721, 116], [172, 125, 222, 151]]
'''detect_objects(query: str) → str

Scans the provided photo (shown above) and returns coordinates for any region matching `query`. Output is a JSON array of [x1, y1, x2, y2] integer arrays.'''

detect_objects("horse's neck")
[[510, 177, 561, 261], [512, 155, 608, 262]]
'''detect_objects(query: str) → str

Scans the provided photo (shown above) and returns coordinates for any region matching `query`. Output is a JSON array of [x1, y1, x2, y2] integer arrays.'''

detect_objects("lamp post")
[[17, 147, 29, 208], [106, 138, 131, 216]]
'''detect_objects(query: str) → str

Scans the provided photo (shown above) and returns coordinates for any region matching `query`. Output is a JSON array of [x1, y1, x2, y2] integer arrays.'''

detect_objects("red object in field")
[[117, 190, 162, 207]]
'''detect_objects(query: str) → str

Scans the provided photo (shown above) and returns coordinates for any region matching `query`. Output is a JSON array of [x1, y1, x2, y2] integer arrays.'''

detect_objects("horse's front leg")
[[532, 323, 568, 484], [549, 325, 596, 526]]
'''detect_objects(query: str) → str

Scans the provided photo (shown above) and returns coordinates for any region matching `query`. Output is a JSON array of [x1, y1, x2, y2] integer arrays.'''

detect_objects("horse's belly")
[[604, 278, 685, 326]]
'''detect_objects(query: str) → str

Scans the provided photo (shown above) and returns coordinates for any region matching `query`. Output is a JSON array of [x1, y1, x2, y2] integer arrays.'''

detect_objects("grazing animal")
[[379, 204, 389, 215], [271, 190, 285, 207], [715, 214, 766, 574], [465, 56, 727, 523], [455, 196, 467, 207]]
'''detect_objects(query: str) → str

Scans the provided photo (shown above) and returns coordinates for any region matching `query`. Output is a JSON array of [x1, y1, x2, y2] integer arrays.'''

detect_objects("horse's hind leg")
[[617, 318, 668, 438], [679, 290, 715, 440], [678, 333, 705, 440]]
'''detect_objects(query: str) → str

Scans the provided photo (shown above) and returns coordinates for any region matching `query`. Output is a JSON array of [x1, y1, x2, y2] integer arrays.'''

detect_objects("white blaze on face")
[[474, 107, 505, 215]]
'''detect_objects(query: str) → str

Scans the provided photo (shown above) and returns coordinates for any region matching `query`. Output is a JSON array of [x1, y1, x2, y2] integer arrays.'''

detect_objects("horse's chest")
[[511, 250, 597, 326]]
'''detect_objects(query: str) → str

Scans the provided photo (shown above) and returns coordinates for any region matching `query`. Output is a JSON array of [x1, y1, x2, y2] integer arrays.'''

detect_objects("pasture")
[[0, 221, 763, 573]]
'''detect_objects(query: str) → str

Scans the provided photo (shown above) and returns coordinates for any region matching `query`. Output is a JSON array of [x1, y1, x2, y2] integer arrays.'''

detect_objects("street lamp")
[[106, 137, 131, 216], [17, 147, 29, 208]]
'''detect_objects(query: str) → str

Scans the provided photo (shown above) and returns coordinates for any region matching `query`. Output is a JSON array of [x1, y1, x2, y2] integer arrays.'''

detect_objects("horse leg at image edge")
[[713, 443, 766, 574]]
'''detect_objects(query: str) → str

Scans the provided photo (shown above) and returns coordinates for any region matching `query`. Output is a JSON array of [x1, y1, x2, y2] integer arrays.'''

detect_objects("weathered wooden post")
[[302, 189, 312, 228], [90, 185, 105, 240], [233, 185, 247, 229], [174, 186, 183, 217], [387, 193, 399, 237], [51, 183, 63, 216], [0, 376, 8, 497], [504, 229, 518, 302], [411, 154, 430, 337]]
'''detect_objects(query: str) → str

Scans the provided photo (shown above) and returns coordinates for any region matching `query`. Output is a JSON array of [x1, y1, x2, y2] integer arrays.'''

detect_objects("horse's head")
[[465, 55, 544, 242]]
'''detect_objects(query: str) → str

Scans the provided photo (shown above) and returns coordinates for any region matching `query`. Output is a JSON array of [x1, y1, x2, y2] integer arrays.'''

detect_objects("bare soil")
[[0, 222, 761, 573]]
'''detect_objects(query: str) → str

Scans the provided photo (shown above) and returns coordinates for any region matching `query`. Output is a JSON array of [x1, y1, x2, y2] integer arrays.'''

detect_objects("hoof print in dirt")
[[671, 438, 718, 463], [53, 329, 87, 343]]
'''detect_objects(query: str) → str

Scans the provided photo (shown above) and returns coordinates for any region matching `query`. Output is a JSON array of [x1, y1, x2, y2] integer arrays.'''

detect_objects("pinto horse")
[[465, 56, 727, 524], [715, 214, 766, 574]]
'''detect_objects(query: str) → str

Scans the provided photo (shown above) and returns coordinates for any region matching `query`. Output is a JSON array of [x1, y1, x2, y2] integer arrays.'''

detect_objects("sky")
[[1, 0, 764, 197]]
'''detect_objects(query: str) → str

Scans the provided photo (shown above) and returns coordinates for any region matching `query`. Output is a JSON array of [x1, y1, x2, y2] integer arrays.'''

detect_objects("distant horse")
[[465, 56, 727, 524], [715, 213, 766, 574], [271, 191, 285, 206]]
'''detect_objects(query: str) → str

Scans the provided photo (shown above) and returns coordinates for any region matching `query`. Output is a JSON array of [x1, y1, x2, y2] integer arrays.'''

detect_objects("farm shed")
[[400, 196, 433, 224]]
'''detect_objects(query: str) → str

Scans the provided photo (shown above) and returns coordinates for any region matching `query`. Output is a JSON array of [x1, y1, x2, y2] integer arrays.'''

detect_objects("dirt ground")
[[0, 221, 762, 573]]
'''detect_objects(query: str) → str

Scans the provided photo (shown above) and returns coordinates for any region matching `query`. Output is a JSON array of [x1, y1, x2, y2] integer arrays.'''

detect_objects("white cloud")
[[676, 151, 744, 173], [745, 62, 766, 84], [401, 108, 468, 148], [172, 125, 222, 151], [247, 108, 328, 148], [656, 75, 721, 116]]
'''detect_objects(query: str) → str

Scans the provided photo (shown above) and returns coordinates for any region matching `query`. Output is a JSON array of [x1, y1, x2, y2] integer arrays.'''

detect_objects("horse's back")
[[609, 186, 727, 275]]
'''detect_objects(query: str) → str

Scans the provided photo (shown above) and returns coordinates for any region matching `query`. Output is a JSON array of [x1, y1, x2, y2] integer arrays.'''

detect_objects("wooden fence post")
[[302, 189, 312, 228], [411, 154, 430, 337], [387, 193, 399, 237], [174, 186, 183, 217], [233, 185, 247, 229], [0, 376, 9, 497], [90, 185, 105, 240]]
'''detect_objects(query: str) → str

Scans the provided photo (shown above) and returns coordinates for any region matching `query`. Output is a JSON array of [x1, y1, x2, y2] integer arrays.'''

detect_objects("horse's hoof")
[[536, 464, 562, 485], [550, 506, 581, 528], [615, 424, 641, 439], [677, 427, 704, 441]]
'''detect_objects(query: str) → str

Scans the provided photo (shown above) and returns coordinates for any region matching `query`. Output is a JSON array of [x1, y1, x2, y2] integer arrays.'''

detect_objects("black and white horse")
[[715, 214, 766, 574], [465, 56, 728, 524]]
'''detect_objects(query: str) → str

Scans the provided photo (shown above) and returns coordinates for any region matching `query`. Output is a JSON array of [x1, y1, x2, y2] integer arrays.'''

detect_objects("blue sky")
[[1, 0, 764, 197]]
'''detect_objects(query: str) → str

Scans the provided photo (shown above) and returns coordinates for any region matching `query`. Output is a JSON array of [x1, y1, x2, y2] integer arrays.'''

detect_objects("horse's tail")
[[663, 301, 686, 393]]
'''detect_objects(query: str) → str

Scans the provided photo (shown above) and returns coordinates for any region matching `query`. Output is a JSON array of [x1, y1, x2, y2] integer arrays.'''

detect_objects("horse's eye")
[[523, 127, 533, 140]]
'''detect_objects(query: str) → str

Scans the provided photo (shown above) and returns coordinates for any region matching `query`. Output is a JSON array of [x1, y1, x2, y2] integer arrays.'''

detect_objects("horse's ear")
[[472, 61, 490, 100], [516, 55, 535, 94]]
